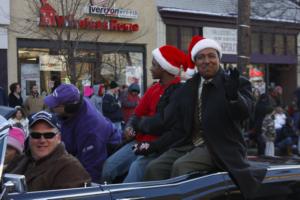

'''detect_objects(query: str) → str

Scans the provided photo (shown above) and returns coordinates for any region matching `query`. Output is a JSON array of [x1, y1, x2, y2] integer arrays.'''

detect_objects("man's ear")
[[57, 133, 62, 142]]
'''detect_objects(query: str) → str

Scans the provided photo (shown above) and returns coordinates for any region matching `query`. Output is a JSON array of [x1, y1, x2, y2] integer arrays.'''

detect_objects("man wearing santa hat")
[[144, 36, 266, 199], [101, 45, 187, 183]]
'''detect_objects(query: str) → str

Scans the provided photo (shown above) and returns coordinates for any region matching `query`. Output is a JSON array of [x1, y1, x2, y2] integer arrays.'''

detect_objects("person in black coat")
[[102, 81, 123, 133], [144, 35, 266, 199], [253, 93, 274, 155], [8, 83, 23, 108]]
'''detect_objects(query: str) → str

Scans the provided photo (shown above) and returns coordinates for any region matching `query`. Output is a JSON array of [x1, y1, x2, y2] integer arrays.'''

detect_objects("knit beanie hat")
[[7, 127, 25, 153], [128, 83, 140, 93], [109, 81, 119, 89]]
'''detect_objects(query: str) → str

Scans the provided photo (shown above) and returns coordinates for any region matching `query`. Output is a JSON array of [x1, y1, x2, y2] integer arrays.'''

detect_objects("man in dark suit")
[[144, 36, 266, 199]]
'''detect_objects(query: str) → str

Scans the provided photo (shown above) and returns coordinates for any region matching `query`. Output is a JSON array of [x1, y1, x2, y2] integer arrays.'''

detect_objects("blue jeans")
[[112, 122, 123, 138], [123, 154, 158, 183], [101, 141, 137, 183], [276, 137, 293, 151]]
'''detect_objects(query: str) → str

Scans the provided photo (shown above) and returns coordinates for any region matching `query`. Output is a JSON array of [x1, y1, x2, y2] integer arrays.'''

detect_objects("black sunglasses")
[[30, 132, 57, 139]]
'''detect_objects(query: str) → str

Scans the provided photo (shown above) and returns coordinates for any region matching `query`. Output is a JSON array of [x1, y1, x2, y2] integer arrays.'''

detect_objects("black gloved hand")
[[224, 67, 240, 100], [132, 142, 156, 156], [126, 115, 141, 132]]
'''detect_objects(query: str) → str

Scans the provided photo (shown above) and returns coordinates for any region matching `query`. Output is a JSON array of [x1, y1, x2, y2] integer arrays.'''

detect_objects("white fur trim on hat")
[[152, 48, 180, 75], [191, 38, 222, 62], [185, 68, 195, 77]]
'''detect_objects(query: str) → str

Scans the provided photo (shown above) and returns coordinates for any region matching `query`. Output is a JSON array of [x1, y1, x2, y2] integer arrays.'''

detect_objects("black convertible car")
[[1, 106, 300, 200]]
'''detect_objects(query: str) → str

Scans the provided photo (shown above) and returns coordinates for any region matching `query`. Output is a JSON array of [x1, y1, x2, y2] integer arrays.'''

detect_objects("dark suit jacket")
[[154, 69, 266, 199]]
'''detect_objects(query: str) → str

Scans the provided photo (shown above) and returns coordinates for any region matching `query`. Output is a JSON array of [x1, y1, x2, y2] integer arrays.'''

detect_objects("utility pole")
[[237, 0, 251, 73]]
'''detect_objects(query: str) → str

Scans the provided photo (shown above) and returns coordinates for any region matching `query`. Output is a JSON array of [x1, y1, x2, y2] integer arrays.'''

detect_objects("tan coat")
[[23, 95, 46, 115], [6, 143, 91, 191]]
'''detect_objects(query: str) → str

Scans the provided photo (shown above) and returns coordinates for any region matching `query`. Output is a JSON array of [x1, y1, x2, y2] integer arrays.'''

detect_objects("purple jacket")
[[60, 98, 121, 182]]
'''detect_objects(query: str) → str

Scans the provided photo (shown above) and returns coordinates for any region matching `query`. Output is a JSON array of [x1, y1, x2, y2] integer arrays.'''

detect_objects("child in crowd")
[[8, 106, 29, 137], [261, 106, 276, 156], [4, 127, 25, 167]]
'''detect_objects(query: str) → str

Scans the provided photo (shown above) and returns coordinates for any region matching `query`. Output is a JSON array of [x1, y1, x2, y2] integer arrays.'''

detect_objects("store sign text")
[[87, 5, 138, 19], [40, 15, 139, 32], [39, 1, 139, 32], [203, 27, 237, 55]]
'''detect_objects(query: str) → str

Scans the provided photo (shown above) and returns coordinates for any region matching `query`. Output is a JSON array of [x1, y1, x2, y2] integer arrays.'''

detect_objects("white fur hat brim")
[[191, 38, 222, 62], [152, 49, 180, 76], [186, 68, 195, 77]]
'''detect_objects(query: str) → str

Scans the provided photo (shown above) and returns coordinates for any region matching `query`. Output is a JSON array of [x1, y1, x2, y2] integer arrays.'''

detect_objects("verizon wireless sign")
[[39, 0, 139, 32], [87, 5, 138, 19]]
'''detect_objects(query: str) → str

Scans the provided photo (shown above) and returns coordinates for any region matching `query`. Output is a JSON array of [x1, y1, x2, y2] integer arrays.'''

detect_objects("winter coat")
[[130, 77, 181, 142], [102, 92, 123, 122], [134, 82, 182, 140], [8, 93, 23, 108], [121, 92, 140, 123], [5, 143, 91, 191], [253, 94, 274, 136], [261, 114, 276, 142], [23, 94, 46, 115], [157, 70, 266, 199], [90, 95, 103, 113], [60, 98, 121, 182]]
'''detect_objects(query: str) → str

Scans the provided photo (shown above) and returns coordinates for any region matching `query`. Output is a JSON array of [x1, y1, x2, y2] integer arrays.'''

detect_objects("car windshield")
[[0, 106, 16, 119]]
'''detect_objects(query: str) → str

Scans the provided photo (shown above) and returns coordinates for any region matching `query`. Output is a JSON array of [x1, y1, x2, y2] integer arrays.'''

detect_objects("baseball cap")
[[29, 111, 61, 130], [44, 83, 80, 108]]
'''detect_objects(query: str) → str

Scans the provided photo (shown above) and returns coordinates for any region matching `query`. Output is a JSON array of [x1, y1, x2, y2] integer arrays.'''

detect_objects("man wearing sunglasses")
[[5, 111, 91, 191]]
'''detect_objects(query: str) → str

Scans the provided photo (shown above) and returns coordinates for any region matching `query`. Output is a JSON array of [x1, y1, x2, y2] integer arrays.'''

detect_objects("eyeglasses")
[[30, 132, 57, 139]]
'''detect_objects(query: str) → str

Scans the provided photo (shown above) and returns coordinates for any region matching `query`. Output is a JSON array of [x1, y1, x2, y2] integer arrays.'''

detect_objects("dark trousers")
[[144, 144, 217, 181]]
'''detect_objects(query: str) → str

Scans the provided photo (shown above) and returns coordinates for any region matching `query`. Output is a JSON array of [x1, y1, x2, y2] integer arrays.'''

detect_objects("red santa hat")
[[152, 45, 187, 76], [185, 52, 196, 78], [189, 35, 222, 62]]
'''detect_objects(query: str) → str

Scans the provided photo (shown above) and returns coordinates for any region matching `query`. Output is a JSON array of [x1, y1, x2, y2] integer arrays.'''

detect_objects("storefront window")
[[180, 27, 193, 52], [18, 48, 50, 97], [75, 50, 96, 59], [262, 33, 273, 55], [99, 52, 143, 93], [286, 35, 296, 55], [274, 34, 285, 55], [166, 25, 178, 47], [251, 32, 260, 54], [18, 47, 144, 97]]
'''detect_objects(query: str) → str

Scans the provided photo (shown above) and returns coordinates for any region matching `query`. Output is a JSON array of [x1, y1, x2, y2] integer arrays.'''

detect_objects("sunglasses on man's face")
[[30, 132, 57, 139]]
